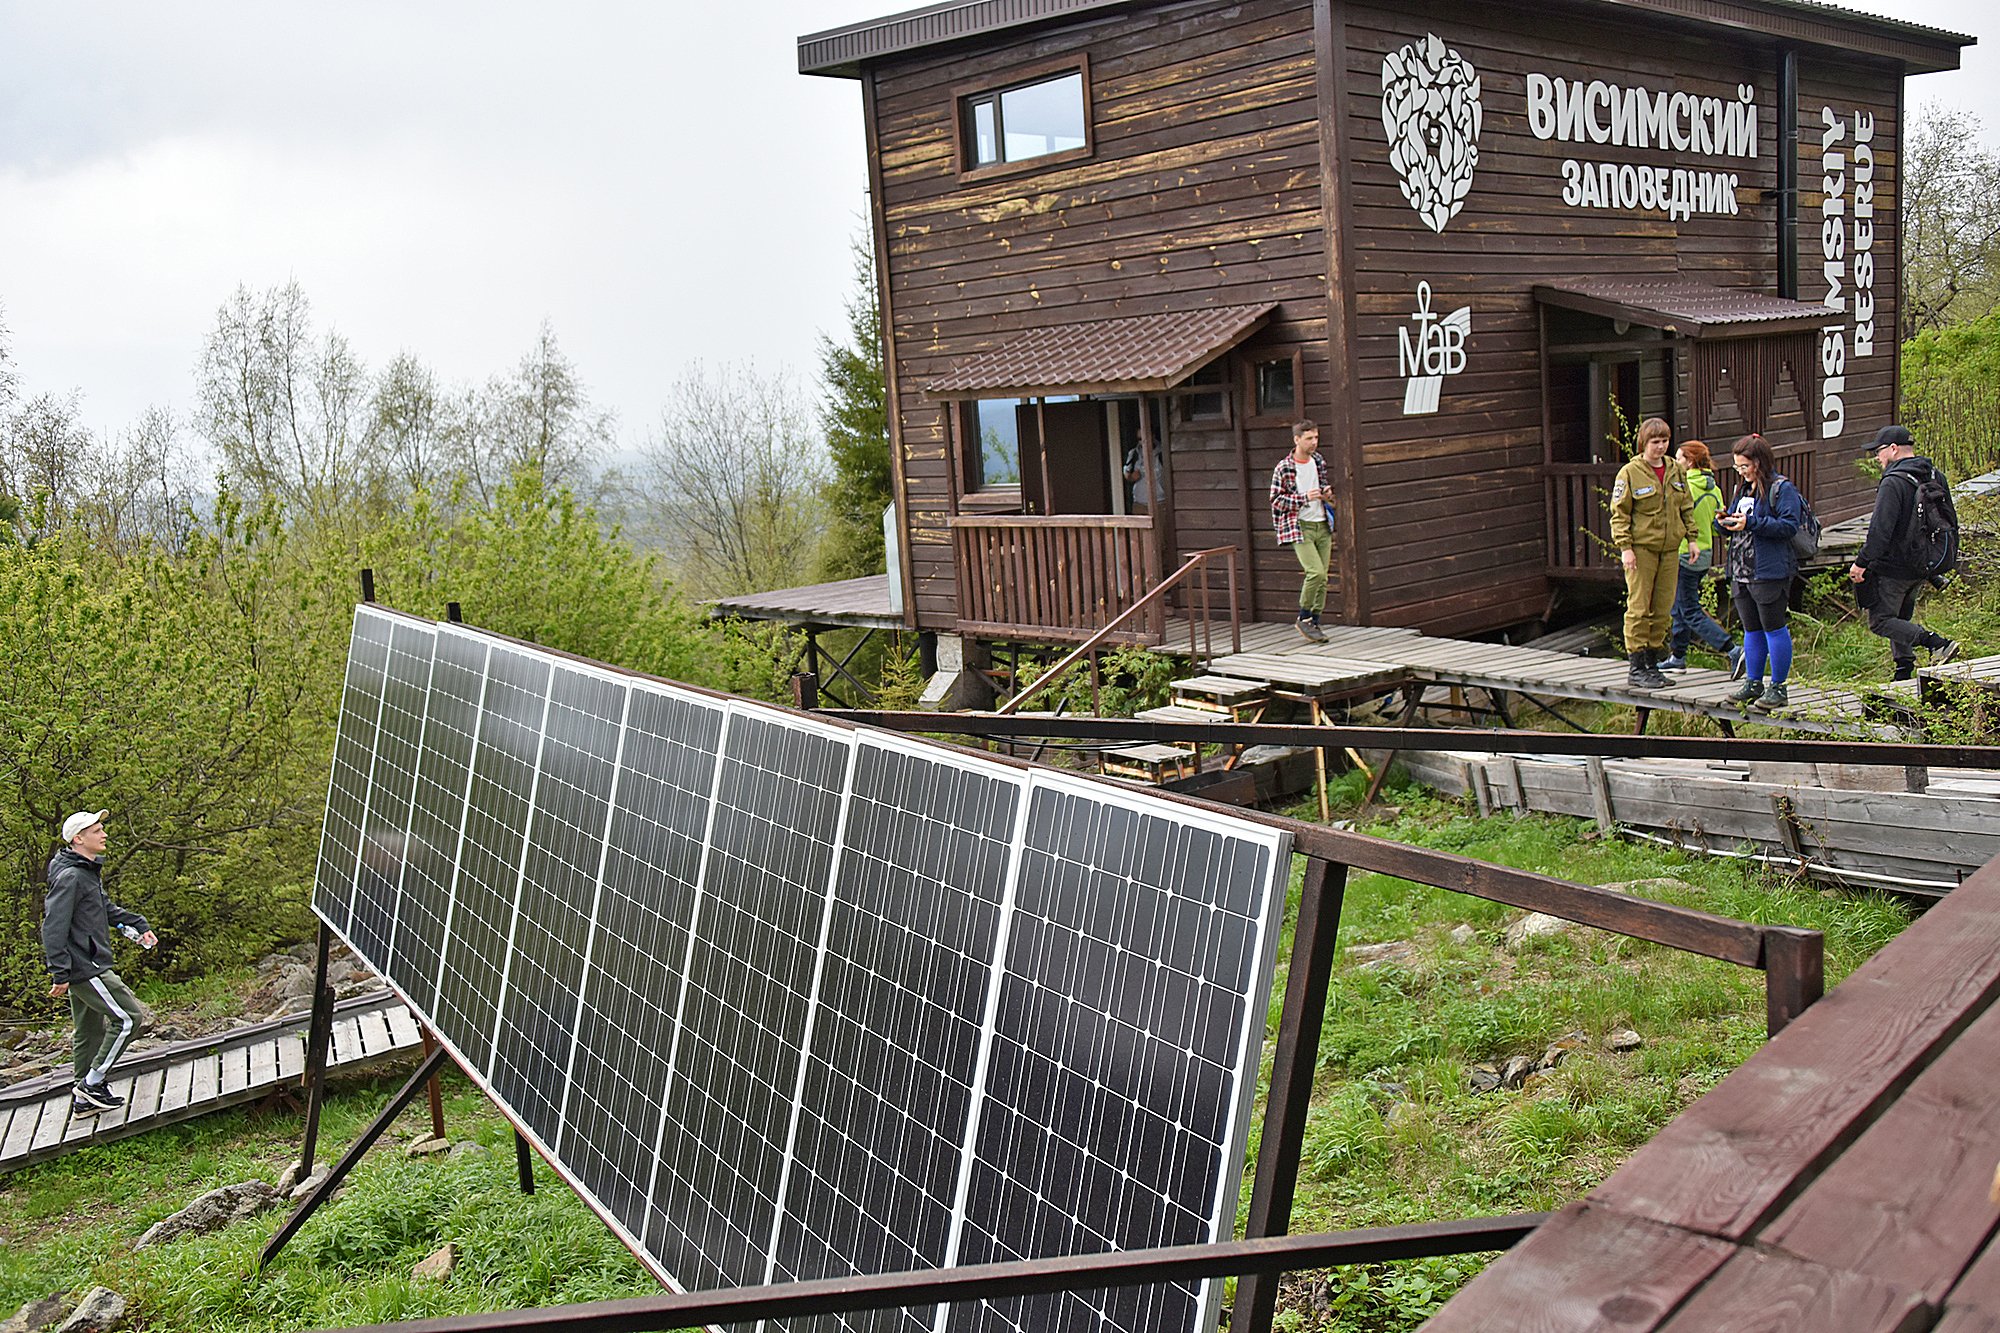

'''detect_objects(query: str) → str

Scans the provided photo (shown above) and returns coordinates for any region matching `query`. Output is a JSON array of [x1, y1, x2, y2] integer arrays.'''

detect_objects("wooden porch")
[[1545, 443, 1822, 579], [953, 514, 1178, 644]]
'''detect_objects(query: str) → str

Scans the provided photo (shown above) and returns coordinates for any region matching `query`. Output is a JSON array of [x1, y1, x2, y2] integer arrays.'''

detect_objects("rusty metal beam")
[[314, 1213, 1548, 1333]]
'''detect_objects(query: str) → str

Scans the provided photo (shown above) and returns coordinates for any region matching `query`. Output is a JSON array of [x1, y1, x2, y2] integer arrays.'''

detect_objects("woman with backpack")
[[1718, 434, 1805, 712], [1659, 440, 1741, 675]]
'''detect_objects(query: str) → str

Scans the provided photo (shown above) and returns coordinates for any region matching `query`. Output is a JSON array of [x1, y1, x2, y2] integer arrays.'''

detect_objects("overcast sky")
[[0, 1, 1991, 450]]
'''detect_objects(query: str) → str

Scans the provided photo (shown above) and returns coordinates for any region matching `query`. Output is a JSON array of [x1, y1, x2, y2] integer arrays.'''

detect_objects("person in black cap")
[[1847, 424, 1959, 680]]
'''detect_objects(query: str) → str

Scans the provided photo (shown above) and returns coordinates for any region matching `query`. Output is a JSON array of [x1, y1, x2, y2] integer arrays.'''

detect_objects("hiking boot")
[[74, 1079, 122, 1111], [1628, 652, 1666, 690], [1730, 678, 1764, 705], [1656, 654, 1687, 672], [1727, 645, 1745, 679], [1893, 662, 1917, 682], [1296, 616, 1326, 643], [1752, 682, 1790, 712], [1931, 638, 1960, 667]]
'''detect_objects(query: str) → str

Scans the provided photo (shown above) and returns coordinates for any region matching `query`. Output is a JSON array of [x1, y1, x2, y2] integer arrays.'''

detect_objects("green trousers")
[[70, 969, 146, 1085], [1293, 521, 1333, 616], [1622, 546, 1679, 653]]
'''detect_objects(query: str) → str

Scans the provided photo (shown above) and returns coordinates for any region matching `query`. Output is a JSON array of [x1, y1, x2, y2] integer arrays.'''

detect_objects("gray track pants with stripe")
[[70, 970, 147, 1085]]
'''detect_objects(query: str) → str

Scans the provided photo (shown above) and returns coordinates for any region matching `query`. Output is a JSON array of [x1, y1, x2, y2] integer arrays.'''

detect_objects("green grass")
[[1232, 771, 1912, 1330], [0, 1068, 669, 1331]]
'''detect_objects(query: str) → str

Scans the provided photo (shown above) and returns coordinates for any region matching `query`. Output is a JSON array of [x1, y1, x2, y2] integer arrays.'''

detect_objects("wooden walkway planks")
[[1186, 617, 1929, 737], [0, 992, 420, 1176], [1422, 857, 2000, 1330]]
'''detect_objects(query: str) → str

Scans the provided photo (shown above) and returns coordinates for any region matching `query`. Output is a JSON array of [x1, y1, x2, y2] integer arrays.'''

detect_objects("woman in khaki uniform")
[[1609, 417, 1697, 689]]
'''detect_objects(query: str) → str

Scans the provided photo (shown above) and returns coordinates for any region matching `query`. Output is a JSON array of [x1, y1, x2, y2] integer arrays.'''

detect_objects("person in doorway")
[[1847, 424, 1960, 680], [1123, 442, 1164, 513], [1609, 417, 1696, 689], [1270, 419, 1332, 642], [1719, 434, 1805, 712], [1659, 439, 1741, 675], [43, 810, 155, 1117]]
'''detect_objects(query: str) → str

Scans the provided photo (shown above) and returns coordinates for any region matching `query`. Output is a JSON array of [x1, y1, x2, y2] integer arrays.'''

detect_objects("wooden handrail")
[[998, 546, 1242, 716]]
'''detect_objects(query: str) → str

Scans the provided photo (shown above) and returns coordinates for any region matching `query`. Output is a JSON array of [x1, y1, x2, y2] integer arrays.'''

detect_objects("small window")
[[968, 399, 1024, 488], [1244, 350, 1304, 424], [1174, 361, 1230, 425], [962, 68, 1087, 169]]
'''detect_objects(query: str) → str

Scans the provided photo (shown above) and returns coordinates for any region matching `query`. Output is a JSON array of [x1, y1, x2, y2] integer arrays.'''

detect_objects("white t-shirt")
[[1295, 456, 1325, 523]]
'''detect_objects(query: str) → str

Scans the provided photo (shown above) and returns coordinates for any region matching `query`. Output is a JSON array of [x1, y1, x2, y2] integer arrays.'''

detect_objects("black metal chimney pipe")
[[1778, 46, 1800, 298]]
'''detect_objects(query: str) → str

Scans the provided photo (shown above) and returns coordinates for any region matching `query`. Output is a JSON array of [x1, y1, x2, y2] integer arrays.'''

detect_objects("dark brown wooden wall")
[[867, 0, 1330, 634], [863, 0, 1911, 639]]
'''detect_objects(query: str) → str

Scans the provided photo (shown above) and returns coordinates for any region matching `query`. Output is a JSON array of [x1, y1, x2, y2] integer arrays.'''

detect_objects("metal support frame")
[[1237, 856, 1349, 1333], [262, 1043, 454, 1269], [295, 923, 336, 1181], [516, 1132, 537, 1195], [316, 1213, 1547, 1333]]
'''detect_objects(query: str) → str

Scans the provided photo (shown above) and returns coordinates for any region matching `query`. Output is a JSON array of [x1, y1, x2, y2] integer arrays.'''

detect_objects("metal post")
[[446, 602, 463, 624], [296, 923, 336, 1179], [360, 568, 375, 603], [1236, 856, 1349, 1333], [792, 672, 821, 711], [422, 1030, 447, 1141], [1763, 926, 1824, 1035], [516, 1131, 537, 1195], [261, 1042, 454, 1269]]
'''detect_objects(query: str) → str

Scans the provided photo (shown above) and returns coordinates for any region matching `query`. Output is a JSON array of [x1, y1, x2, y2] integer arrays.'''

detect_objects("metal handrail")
[[997, 545, 1242, 716]]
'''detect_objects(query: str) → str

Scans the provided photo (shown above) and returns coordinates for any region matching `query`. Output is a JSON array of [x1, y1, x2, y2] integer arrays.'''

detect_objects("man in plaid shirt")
[[1270, 419, 1332, 642]]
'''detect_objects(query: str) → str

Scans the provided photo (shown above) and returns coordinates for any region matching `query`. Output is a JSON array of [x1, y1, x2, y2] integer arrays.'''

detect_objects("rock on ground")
[[1606, 1028, 1644, 1052], [1504, 913, 1573, 951], [406, 1134, 451, 1157], [133, 1180, 285, 1250], [1345, 940, 1417, 970], [411, 1243, 456, 1282], [1, 1295, 69, 1333], [51, 1289, 124, 1333]]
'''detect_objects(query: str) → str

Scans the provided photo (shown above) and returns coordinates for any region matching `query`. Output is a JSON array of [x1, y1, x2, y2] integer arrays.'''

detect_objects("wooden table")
[[1423, 853, 2000, 1332]]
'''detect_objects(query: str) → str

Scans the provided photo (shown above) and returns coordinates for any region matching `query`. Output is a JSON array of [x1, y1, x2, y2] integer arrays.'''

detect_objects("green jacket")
[[1680, 469, 1724, 570], [1609, 455, 1695, 554]]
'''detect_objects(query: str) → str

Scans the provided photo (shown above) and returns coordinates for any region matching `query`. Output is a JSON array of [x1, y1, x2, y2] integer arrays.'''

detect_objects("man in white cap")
[[43, 809, 156, 1117]]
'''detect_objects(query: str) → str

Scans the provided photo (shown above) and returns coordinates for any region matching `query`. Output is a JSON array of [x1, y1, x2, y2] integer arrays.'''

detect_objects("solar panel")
[[313, 609, 1289, 1333]]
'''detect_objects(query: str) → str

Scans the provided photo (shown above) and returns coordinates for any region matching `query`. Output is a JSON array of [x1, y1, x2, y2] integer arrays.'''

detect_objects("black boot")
[[1641, 648, 1669, 689], [1629, 651, 1660, 690]]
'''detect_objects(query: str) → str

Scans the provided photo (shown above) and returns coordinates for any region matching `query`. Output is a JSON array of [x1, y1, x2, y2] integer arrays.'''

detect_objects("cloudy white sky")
[[0, 0, 1992, 449]]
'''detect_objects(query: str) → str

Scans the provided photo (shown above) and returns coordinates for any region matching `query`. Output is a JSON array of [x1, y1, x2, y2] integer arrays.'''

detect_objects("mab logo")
[[1398, 282, 1471, 415]]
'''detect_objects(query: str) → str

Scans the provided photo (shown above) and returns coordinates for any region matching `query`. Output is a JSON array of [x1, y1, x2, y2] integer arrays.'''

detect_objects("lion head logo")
[[1381, 33, 1482, 234]]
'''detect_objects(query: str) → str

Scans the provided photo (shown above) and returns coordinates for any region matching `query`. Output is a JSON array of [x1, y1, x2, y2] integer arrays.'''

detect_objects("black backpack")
[[1785, 478, 1822, 561], [1896, 466, 1960, 578]]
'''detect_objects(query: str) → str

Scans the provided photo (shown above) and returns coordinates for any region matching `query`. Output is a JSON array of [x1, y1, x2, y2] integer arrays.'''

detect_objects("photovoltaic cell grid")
[[310, 606, 1290, 1333]]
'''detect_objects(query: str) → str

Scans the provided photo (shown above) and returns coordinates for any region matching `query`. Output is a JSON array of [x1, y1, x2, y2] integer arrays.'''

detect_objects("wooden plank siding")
[[869, 0, 1333, 633], [855, 0, 1920, 641]]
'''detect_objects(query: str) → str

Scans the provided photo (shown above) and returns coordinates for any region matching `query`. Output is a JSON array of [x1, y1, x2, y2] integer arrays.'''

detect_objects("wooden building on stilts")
[[720, 0, 1970, 699]]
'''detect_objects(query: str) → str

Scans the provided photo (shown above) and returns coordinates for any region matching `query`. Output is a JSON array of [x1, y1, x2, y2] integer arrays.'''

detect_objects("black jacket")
[[42, 847, 149, 984], [1856, 455, 1947, 579]]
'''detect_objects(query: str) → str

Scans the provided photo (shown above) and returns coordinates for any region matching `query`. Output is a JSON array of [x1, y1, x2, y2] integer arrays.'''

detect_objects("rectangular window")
[[971, 399, 1024, 488], [1244, 350, 1304, 424], [960, 64, 1089, 172], [1174, 360, 1230, 425]]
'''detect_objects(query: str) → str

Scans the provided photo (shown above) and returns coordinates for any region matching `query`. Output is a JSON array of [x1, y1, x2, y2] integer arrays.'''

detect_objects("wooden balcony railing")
[[952, 515, 1164, 644], [1544, 444, 1821, 578]]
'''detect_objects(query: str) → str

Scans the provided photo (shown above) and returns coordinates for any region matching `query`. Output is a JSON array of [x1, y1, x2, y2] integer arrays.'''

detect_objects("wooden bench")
[[1423, 852, 2000, 1330]]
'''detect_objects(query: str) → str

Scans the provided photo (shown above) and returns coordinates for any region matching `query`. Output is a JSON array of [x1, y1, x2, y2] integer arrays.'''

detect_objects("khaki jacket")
[[1609, 456, 1695, 554]]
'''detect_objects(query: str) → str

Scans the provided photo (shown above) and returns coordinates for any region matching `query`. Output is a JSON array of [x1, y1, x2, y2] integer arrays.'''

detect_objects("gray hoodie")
[[42, 847, 149, 984]]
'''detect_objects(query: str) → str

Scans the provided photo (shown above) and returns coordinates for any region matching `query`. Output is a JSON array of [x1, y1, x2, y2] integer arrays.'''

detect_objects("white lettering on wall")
[[1527, 76, 1759, 159], [1821, 107, 1876, 440], [1558, 161, 1742, 219], [1397, 282, 1472, 415]]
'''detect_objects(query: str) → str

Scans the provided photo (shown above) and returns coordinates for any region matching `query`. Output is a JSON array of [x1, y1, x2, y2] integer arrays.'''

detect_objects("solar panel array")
[[312, 606, 1292, 1333]]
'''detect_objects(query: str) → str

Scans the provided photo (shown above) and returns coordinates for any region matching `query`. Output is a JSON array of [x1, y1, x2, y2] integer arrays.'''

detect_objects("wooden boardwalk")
[[0, 991, 420, 1176], [1174, 618, 1901, 737], [1423, 852, 2000, 1331]]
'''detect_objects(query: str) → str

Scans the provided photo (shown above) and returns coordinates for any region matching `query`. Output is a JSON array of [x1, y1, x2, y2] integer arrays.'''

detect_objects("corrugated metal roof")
[[921, 302, 1278, 398], [1534, 278, 1836, 337], [799, 0, 1134, 77], [799, 0, 1969, 79]]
